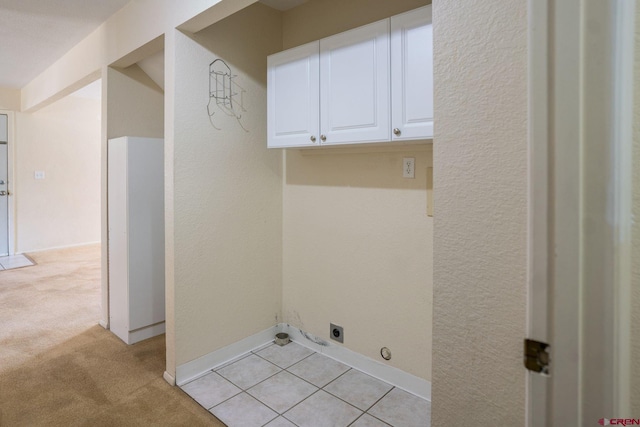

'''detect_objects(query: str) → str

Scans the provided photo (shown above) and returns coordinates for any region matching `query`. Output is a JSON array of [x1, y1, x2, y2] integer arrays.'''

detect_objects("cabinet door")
[[391, 6, 433, 140], [320, 19, 390, 145], [267, 41, 319, 148]]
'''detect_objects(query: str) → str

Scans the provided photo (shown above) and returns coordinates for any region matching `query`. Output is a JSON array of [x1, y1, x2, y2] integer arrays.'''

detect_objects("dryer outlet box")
[[330, 323, 344, 343]]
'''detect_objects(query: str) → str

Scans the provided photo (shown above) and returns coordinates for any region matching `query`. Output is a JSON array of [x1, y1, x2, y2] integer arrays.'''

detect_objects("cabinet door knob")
[[310, 135, 316, 143], [320, 135, 327, 142], [393, 128, 401, 136]]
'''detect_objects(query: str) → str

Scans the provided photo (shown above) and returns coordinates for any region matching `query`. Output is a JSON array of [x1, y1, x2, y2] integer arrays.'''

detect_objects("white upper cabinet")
[[267, 6, 433, 148], [391, 6, 433, 140], [267, 42, 320, 148], [319, 19, 390, 145]]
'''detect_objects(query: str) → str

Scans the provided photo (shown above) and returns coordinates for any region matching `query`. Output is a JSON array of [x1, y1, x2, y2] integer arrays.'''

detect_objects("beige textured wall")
[[106, 65, 164, 140], [281, 0, 432, 380], [15, 95, 101, 252], [173, 3, 283, 367], [432, 0, 527, 424], [0, 87, 20, 111], [631, 2, 640, 415], [282, 0, 429, 49]]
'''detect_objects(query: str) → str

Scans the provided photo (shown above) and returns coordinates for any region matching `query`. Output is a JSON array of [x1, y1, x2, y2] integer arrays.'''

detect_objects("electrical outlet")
[[330, 323, 344, 343], [34, 171, 45, 180], [403, 158, 415, 178]]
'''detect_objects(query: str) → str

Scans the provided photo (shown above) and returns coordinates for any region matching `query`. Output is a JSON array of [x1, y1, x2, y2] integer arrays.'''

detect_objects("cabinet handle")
[[393, 128, 401, 136], [320, 135, 327, 142], [310, 135, 316, 143]]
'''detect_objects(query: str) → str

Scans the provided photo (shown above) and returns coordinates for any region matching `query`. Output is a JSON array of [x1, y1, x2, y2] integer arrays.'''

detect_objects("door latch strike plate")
[[524, 338, 550, 375]]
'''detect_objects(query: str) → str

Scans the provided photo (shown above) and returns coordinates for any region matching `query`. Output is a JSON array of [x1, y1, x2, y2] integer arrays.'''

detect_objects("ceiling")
[[0, 0, 130, 89], [0, 0, 308, 91]]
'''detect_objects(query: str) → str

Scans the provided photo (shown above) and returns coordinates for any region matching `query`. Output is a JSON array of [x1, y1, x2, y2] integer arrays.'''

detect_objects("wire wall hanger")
[[207, 58, 248, 132]]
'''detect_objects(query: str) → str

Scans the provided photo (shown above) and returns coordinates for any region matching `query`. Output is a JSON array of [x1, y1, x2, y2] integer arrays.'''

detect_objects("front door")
[[0, 114, 8, 256]]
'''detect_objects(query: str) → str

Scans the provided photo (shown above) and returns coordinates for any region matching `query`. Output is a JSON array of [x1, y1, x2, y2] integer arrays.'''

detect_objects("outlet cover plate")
[[330, 323, 344, 343], [403, 157, 415, 178]]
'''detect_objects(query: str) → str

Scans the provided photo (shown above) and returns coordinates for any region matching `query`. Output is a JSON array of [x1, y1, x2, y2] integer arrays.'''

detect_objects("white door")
[[390, 6, 433, 141], [319, 19, 390, 145], [0, 114, 8, 256], [267, 41, 320, 148]]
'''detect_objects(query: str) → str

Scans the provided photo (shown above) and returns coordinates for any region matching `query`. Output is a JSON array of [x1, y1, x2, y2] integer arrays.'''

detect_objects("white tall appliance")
[[108, 136, 165, 344], [0, 114, 8, 256]]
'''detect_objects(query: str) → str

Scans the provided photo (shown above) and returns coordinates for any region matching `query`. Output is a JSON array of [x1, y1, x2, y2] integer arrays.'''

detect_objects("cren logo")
[[600, 419, 640, 426]]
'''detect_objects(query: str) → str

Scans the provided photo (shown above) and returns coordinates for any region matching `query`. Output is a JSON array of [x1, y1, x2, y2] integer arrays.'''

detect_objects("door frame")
[[0, 110, 16, 256], [527, 0, 585, 423], [528, 0, 635, 424], [526, 0, 550, 424], [611, 0, 635, 416]]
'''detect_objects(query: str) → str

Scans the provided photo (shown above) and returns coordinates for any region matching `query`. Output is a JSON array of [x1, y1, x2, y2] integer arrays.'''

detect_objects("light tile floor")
[[0, 254, 34, 271], [181, 342, 430, 427]]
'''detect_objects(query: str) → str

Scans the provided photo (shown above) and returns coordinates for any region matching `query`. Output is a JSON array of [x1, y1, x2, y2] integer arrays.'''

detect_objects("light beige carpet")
[[0, 245, 224, 426]]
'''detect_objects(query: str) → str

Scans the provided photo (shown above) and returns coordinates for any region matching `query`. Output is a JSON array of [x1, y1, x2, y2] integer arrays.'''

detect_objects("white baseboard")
[[163, 371, 176, 386], [284, 325, 431, 401], [174, 323, 431, 401], [98, 319, 109, 330], [111, 321, 165, 345], [129, 322, 166, 344], [176, 325, 279, 386]]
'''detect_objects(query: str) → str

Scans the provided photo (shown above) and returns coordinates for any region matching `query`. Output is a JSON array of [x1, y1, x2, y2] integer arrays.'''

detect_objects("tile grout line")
[[207, 372, 244, 410], [302, 367, 397, 425], [348, 410, 393, 427], [275, 371, 368, 425], [235, 354, 390, 424], [362, 385, 395, 413], [234, 392, 279, 426], [360, 387, 396, 426], [246, 373, 317, 416], [184, 343, 317, 423], [283, 387, 365, 427], [253, 342, 316, 368], [282, 355, 348, 389], [246, 348, 322, 418], [221, 365, 283, 394], [177, 380, 242, 412], [276, 360, 373, 421], [184, 342, 425, 427], [278, 388, 324, 421], [318, 380, 377, 421], [318, 367, 353, 390], [215, 347, 317, 415]]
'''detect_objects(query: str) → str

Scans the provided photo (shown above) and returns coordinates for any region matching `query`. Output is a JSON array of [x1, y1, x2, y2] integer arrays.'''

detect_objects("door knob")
[[393, 128, 401, 136], [0, 191, 6, 196], [0, 180, 4, 185]]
